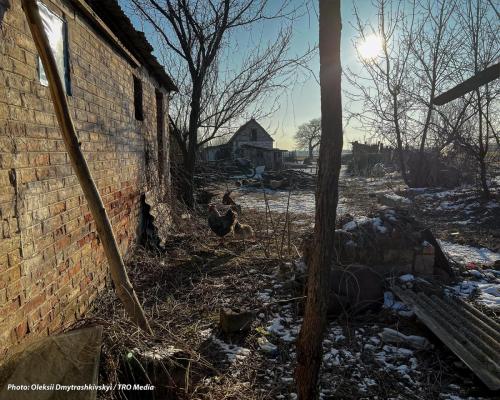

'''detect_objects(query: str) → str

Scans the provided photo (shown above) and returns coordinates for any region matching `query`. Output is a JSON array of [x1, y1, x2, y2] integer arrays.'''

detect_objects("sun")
[[358, 34, 383, 60]]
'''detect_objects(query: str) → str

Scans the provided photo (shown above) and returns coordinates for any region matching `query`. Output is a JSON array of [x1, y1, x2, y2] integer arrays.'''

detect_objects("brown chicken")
[[233, 221, 254, 240], [208, 204, 237, 244]]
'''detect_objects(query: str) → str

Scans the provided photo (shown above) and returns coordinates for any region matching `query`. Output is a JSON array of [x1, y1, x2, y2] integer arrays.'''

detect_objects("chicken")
[[208, 204, 237, 244], [222, 191, 241, 213], [233, 221, 254, 240]]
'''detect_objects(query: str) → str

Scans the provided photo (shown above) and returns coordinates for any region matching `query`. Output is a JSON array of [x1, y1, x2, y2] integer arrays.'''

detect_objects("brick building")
[[0, 0, 176, 355]]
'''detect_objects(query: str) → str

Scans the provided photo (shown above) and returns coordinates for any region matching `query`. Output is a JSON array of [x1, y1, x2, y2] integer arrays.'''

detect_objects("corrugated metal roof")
[[393, 286, 500, 391]]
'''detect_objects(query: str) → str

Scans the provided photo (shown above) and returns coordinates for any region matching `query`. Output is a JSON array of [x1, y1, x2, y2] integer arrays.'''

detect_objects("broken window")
[[37, 1, 71, 95], [251, 129, 257, 141], [134, 76, 144, 121]]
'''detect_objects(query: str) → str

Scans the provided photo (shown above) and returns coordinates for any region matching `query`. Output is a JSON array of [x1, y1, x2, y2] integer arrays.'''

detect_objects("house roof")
[[228, 119, 274, 143], [241, 144, 286, 152], [73, 0, 177, 92]]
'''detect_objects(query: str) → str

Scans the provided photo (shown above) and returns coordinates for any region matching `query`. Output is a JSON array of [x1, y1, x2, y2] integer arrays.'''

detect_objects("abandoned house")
[[0, 0, 176, 356], [202, 118, 285, 170]]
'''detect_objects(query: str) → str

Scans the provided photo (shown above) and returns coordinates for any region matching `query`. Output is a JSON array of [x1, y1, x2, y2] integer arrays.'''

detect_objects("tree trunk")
[[182, 152, 196, 207], [182, 83, 203, 208], [295, 1, 343, 399], [414, 86, 436, 187], [308, 141, 314, 160], [479, 156, 490, 199], [476, 90, 490, 199], [392, 97, 410, 186], [22, 0, 152, 333]]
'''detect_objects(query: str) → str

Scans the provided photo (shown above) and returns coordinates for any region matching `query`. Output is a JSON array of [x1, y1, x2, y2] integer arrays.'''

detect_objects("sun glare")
[[358, 34, 383, 60]]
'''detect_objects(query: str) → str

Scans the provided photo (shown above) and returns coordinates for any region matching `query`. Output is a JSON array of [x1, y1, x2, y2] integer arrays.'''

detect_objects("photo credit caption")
[[7, 383, 155, 392]]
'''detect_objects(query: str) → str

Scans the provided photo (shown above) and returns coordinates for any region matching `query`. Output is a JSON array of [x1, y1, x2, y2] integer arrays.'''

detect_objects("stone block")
[[413, 242, 435, 276]]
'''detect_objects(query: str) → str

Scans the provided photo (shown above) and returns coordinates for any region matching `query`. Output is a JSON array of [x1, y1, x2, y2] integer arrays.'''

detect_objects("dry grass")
[[75, 197, 307, 400], [73, 177, 498, 400]]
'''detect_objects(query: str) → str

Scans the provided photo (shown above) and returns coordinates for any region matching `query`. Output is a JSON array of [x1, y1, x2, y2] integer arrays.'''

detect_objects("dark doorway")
[[155, 90, 165, 182], [134, 76, 144, 121]]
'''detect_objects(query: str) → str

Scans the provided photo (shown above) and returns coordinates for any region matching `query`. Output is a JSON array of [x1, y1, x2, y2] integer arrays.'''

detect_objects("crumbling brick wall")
[[0, 0, 170, 355]]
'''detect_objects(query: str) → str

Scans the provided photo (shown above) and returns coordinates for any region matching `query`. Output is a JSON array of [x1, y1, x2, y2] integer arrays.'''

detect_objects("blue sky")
[[121, 0, 375, 150]]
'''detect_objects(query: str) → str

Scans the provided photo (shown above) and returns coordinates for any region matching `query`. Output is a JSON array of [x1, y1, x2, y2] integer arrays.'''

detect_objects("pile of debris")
[[334, 208, 453, 280], [290, 207, 500, 392], [258, 169, 316, 190]]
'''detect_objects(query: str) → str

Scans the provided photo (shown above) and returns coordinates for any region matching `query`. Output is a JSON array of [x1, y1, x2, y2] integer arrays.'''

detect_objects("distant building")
[[202, 119, 285, 170]]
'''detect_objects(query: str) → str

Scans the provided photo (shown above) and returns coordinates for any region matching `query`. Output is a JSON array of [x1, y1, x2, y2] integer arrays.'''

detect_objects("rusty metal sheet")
[[0, 327, 103, 400], [393, 287, 500, 391]]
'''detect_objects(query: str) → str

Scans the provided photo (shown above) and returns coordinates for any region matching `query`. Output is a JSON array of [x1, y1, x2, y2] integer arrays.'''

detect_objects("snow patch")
[[438, 240, 499, 266], [383, 291, 414, 317], [212, 337, 251, 363]]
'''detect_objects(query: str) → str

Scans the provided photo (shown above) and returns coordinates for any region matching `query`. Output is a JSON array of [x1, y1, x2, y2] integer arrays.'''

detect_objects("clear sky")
[[252, 0, 369, 150], [121, 0, 375, 150]]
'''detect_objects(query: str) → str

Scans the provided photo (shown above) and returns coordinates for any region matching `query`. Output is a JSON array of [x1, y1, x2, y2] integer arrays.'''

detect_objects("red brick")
[[0, 0, 172, 356]]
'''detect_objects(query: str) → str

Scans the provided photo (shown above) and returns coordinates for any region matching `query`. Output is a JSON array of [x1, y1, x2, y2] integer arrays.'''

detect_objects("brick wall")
[[0, 0, 171, 355]]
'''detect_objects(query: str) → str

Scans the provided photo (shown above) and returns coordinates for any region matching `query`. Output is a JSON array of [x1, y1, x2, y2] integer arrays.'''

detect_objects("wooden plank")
[[0, 327, 103, 400], [22, 0, 152, 333], [433, 62, 500, 105]]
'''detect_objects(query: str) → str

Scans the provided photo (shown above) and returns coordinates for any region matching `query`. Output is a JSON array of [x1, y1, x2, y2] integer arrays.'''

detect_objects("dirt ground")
[[80, 168, 500, 400]]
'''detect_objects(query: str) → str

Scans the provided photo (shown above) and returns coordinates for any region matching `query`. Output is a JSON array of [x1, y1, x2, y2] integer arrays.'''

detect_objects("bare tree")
[[294, 118, 321, 159], [346, 0, 417, 185], [295, 0, 343, 398], [455, 0, 499, 197], [346, 0, 498, 192], [128, 0, 313, 206], [406, 0, 460, 186]]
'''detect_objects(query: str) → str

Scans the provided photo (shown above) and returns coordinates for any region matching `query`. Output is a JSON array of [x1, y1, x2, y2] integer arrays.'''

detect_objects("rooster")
[[222, 191, 241, 214], [208, 204, 237, 244]]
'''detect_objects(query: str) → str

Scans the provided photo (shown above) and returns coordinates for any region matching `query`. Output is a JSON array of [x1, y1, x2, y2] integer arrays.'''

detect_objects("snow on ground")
[[409, 184, 500, 226], [342, 214, 391, 233], [231, 165, 266, 180], [383, 291, 414, 317], [447, 279, 500, 310], [212, 337, 251, 363], [384, 192, 412, 204], [439, 240, 500, 266], [220, 173, 497, 397], [235, 189, 318, 215]]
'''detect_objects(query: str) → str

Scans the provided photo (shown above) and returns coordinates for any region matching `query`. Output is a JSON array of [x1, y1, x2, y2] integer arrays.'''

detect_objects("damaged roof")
[[73, 0, 177, 92]]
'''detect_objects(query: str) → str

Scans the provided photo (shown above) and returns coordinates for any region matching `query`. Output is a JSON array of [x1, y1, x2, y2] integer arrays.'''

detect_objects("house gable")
[[228, 119, 274, 152]]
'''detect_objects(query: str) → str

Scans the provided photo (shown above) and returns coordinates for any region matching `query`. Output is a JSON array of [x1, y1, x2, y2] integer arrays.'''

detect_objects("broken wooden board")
[[393, 287, 500, 390], [433, 62, 500, 105], [0, 326, 103, 400]]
